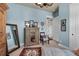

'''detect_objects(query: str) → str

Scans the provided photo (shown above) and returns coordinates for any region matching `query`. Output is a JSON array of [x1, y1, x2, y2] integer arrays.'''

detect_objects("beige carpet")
[[9, 40, 59, 56]]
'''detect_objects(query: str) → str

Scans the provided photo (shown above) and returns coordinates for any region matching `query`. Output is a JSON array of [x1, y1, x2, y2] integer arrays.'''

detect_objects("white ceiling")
[[16, 3, 58, 12]]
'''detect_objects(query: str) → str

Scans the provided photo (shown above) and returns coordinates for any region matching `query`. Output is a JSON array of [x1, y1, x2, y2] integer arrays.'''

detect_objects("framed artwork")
[[61, 19, 66, 31], [20, 47, 41, 56]]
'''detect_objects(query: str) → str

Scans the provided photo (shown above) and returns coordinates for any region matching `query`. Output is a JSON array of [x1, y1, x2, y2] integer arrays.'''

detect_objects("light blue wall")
[[7, 3, 52, 45], [7, 3, 69, 47], [54, 3, 69, 47]]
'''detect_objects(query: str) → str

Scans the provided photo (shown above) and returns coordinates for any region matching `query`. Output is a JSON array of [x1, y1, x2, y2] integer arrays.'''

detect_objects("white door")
[[69, 4, 79, 50]]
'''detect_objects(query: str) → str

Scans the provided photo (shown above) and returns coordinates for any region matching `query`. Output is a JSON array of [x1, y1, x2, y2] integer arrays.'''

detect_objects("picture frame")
[[61, 19, 66, 31]]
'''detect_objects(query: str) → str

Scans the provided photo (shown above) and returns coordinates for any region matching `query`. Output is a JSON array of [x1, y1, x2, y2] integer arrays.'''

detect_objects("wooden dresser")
[[24, 27, 40, 46], [0, 3, 8, 56]]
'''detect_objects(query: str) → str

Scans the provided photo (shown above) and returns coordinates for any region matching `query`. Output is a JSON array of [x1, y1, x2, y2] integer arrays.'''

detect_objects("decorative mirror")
[[6, 24, 20, 54]]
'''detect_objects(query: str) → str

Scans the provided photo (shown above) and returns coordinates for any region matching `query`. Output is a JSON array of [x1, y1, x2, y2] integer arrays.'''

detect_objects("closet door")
[[69, 4, 79, 50], [75, 6, 79, 49]]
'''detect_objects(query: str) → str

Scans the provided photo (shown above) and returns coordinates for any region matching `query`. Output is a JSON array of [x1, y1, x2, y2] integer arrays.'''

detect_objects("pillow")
[[74, 48, 79, 56]]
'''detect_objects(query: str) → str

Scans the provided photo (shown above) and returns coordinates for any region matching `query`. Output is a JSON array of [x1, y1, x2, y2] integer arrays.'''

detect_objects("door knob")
[[72, 34, 74, 35]]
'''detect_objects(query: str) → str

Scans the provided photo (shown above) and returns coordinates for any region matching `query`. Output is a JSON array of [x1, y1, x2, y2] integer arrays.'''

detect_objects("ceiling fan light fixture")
[[35, 3, 53, 8]]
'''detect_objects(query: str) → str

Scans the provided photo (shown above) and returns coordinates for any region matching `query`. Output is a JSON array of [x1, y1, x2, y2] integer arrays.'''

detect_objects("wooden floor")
[[9, 40, 59, 56]]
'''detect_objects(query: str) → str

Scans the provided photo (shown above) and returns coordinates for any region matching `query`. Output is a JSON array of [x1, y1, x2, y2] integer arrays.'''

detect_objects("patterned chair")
[[40, 32, 49, 45]]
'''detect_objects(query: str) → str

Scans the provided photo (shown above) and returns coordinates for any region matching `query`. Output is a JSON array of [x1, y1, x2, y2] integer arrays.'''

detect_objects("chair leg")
[[40, 40, 44, 45], [48, 40, 50, 44], [42, 40, 44, 45]]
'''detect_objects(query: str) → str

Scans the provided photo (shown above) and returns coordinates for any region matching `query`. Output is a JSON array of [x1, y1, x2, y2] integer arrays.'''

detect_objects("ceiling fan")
[[35, 3, 53, 8]]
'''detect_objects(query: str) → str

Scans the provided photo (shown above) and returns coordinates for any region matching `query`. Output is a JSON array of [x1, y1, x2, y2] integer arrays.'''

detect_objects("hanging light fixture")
[[35, 3, 53, 8]]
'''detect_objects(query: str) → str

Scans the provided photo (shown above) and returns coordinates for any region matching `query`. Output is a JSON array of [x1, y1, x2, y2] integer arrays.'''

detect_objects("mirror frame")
[[6, 24, 20, 55]]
